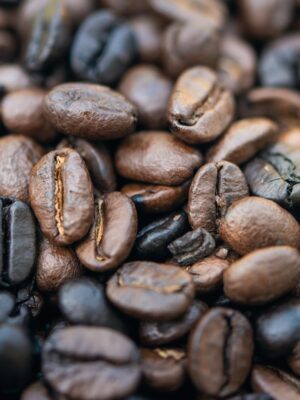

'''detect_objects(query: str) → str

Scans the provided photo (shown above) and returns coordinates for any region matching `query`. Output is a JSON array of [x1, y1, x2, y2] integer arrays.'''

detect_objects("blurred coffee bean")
[[0, 65, 32, 95], [279, 127, 300, 148]]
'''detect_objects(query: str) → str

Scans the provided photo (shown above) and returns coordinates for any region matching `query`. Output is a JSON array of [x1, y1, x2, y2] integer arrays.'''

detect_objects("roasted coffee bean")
[[57, 138, 116, 194], [115, 131, 202, 185], [168, 228, 216, 266], [0, 197, 36, 287], [251, 365, 300, 400], [139, 300, 207, 346], [256, 299, 300, 358], [135, 210, 189, 261], [188, 161, 248, 233], [224, 246, 300, 305], [76, 192, 137, 272], [0, 65, 32, 95], [1, 88, 57, 143], [71, 10, 137, 85], [0, 135, 43, 202], [119, 65, 172, 129], [162, 21, 220, 78], [220, 197, 300, 255], [0, 291, 32, 325], [0, 324, 32, 392], [188, 307, 253, 397], [288, 341, 300, 377], [36, 238, 82, 292], [25, 0, 71, 72], [21, 381, 52, 400], [121, 181, 190, 214], [107, 261, 195, 321], [259, 34, 300, 89], [29, 148, 94, 246], [44, 83, 137, 140], [58, 277, 127, 332], [244, 142, 300, 209], [168, 67, 235, 144], [207, 118, 278, 165], [42, 327, 141, 400], [141, 348, 186, 392]]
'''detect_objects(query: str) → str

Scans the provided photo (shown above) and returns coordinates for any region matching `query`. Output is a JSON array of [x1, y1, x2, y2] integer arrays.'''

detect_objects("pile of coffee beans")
[[2, 0, 300, 399]]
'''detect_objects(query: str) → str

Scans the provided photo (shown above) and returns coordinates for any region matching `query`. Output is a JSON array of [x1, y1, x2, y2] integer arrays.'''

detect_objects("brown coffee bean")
[[115, 131, 202, 186], [224, 246, 300, 305], [0, 134, 44, 202], [188, 307, 253, 397], [188, 161, 249, 233], [107, 261, 195, 321], [76, 192, 137, 272], [168, 66, 235, 144], [29, 148, 94, 246], [162, 22, 220, 78], [2, 88, 57, 143], [141, 348, 186, 392], [121, 181, 190, 214], [0, 64, 32, 94], [119, 65, 172, 129], [42, 326, 141, 400], [251, 365, 300, 400], [44, 83, 138, 140], [36, 238, 82, 292], [220, 197, 300, 255], [207, 118, 278, 165]]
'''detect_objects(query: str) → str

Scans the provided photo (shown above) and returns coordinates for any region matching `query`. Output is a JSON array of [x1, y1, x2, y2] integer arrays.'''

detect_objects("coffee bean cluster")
[[1, 1, 300, 399]]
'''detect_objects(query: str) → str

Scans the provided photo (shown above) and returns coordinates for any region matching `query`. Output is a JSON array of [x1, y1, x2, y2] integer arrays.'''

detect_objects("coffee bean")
[[43, 326, 141, 400], [135, 210, 189, 261], [188, 307, 253, 397], [224, 246, 300, 305], [207, 118, 278, 165], [44, 83, 138, 140], [220, 197, 300, 255], [107, 261, 195, 321], [76, 192, 137, 272], [29, 148, 94, 246], [141, 348, 186, 392], [168, 228, 216, 266], [0, 135, 44, 202], [139, 300, 207, 346], [21, 381, 52, 400], [25, 0, 71, 72], [115, 131, 202, 185], [0, 65, 32, 95], [119, 65, 172, 129], [279, 127, 300, 148], [251, 365, 300, 400], [168, 66, 235, 144]]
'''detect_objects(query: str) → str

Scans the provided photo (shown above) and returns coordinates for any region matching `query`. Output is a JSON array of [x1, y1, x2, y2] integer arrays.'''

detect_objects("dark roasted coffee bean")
[[256, 299, 300, 358], [43, 327, 141, 400], [119, 65, 172, 129], [139, 300, 207, 346], [57, 138, 116, 194], [122, 181, 190, 214], [107, 261, 195, 321], [76, 192, 137, 272], [168, 228, 216, 266], [0, 135, 43, 202], [0, 324, 32, 392], [220, 197, 300, 255], [36, 238, 82, 292], [188, 307, 253, 397], [251, 365, 300, 400], [29, 148, 94, 246], [21, 381, 52, 400], [168, 67, 235, 144], [207, 118, 278, 165], [224, 246, 300, 305], [115, 131, 202, 186], [71, 10, 137, 85], [135, 210, 189, 261], [44, 83, 137, 140], [188, 161, 248, 233], [141, 348, 186, 392], [25, 0, 71, 72], [0, 197, 36, 287]]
